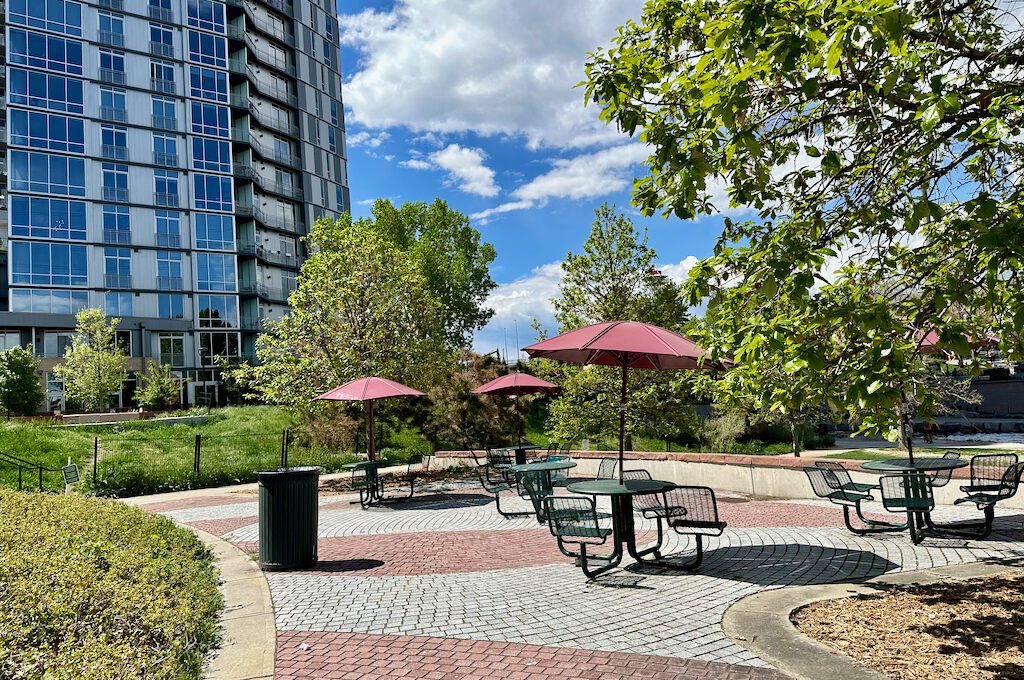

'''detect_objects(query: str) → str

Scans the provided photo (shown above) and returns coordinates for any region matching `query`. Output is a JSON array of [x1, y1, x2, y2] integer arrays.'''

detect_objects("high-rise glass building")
[[0, 0, 350, 410]]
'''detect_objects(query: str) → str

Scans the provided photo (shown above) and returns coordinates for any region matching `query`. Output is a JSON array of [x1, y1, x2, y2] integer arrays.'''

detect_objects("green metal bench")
[[546, 454, 572, 487], [961, 453, 1019, 494], [879, 473, 934, 544], [474, 464, 531, 519], [814, 460, 877, 493], [542, 495, 615, 579], [948, 461, 1024, 539], [804, 467, 908, 536], [595, 457, 618, 479]]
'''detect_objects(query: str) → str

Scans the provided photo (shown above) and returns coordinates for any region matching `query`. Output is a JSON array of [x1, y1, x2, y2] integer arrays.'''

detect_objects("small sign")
[[61, 464, 80, 485]]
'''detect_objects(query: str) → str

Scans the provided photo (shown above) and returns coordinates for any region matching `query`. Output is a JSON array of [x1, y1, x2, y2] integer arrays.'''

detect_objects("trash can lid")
[[255, 466, 322, 478]]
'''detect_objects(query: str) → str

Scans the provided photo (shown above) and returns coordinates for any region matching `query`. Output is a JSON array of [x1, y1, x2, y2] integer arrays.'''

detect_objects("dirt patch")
[[318, 466, 475, 495], [794, 570, 1024, 679]]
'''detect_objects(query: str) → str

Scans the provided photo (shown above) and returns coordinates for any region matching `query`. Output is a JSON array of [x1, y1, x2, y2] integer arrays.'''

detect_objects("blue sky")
[[336, 0, 733, 355]]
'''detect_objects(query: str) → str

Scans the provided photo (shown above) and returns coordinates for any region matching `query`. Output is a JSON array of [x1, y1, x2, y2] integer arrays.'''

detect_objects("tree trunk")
[[790, 420, 801, 457]]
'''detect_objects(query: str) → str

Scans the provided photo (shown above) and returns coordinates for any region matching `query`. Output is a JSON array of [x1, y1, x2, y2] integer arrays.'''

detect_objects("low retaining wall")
[[432, 450, 1024, 510]]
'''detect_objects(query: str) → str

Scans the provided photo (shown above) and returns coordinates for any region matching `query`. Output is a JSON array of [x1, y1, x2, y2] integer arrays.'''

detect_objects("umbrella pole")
[[366, 400, 375, 462], [619, 363, 627, 484], [517, 394, 523, 447]]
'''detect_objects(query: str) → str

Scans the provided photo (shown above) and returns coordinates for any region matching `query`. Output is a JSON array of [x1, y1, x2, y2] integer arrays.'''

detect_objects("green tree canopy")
[[53, 309, 128, 412], [585, 0, 1024, 443], [0, 347, 45, 417]]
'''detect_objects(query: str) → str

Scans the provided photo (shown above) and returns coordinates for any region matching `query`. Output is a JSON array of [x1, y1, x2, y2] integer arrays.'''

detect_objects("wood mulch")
[[794, 570, 1024, 679]]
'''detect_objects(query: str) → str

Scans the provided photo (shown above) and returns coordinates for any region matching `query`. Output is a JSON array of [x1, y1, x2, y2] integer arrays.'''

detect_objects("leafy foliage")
[[135, 361, 184, 411], [53, 309, 128, 412], [0, 346, 45, 417], [584, 0, 1024, 443], [0, 490, 221, 679]]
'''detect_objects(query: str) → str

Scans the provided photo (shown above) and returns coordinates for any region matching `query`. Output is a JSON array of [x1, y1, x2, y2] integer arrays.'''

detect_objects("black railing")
[[0, 451, 60, 491]]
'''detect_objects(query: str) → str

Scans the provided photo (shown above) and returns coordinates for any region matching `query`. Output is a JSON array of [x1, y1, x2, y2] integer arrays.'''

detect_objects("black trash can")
[[256, 466, 321, 570]]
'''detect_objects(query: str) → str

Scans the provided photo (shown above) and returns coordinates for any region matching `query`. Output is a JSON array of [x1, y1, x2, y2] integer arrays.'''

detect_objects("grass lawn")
[[0, 490, 221, 679], [796, 570, 1024, 679]]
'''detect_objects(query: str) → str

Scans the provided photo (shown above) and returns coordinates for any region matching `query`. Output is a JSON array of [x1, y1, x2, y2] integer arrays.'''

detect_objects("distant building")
[[0, 0, 350, 410]]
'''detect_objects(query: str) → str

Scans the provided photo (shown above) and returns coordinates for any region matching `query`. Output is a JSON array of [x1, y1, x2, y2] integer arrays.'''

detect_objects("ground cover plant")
[[0, 490, 221, 679], [796, 570, 1024, 679]]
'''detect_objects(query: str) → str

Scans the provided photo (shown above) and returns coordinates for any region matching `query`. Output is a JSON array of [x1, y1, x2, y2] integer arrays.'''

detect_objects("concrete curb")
[[722, 558, 1024, 680], [185, 525, 276, 680]]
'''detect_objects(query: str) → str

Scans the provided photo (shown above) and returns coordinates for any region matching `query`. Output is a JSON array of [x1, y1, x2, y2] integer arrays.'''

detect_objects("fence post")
[[280, 429, 289, 468], [93, 437, 99, 483], [193, 434, 201, 474]]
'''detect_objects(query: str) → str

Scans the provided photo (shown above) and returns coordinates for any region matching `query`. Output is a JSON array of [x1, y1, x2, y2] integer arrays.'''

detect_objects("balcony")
[[98, 68, 126, 86], [233, 164, 259, 182], [100, 107, 128, 123], [246, 41, 295, 76], [157, 276, 183, 291], [239, 314, 264, 331], [238, 241, 300, 268], [98, 31, 125, 48], [151, 115, 177, 131], [105, 274, 132, 289], [247, 135, 300, 169], [248, 13, 294, 46], [248, 105, 299, 137], [236, 204, 300, 233], [102, 229, 132, 245], [103, 187, 129, 202], [148, 5, 173, 22], [264, 0, 293, 15], [248, 75, 297, 107], [101, 144, 128, 161], [151, 78, 175, 95], [239, 282, 290, 303], [155, 232, 181, 248], [149, 41, 174, 58], [154, 192, 179, 208], [153, 152, 179, 167]]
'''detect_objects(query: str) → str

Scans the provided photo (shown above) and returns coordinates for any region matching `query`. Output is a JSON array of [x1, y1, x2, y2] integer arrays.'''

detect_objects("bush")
[[135, 361, 183, 411], [702, 410, 748, 452], [0, 491, 221, 679], [0, 347, 45, 417]]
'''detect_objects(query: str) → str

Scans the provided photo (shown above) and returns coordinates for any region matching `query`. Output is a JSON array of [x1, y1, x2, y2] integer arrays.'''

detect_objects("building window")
[[102, 204, 131, 244], [193, 174, 233, 212], [158, 333, 185, 367], [151, 59, 176, 93], [9, 110, 85, 154], [10, 241, 88, 286], [187, 0, 225, 33], [194, 213, 233, 250], [105, 292, 133, 316], [153, 133, 178, 166], [157, 251, 183, 290], [155, 210, 181, 248], [158, 293, 185, 319], [10, 151, 86, 196], [282, 271, 297, 296], [10, 0, 82, 35], [101, 163, 129, 202], [10, 289, 89, 314], [187, 30, 226, 67], [330, 99, 339, 126], [104, 247, 132, 289], [99, 48, 126, 84], [336, 185, 344, 212], [100, 124, 128, 161], [9, 29, 83, 74], [191, 138, 230, 173], [190, 102, 229, 137], [152, 96, 177, 130], [149, 0, 172, 22], [150, 23, 174, 56], [98, 11, 124, 47], [188, 66, 227, 102], [325, 14, 334, 42], [198, 294, 237, 328], [195, 252, 236, 291], [327, 127, 336, 153], [198, 332, 239, 366], [154, 169, 179, 207], [100, 86, 127, 122], [10, 197, 86, 241], [322, 38, 332, 67], [9, 69, 84, 114]]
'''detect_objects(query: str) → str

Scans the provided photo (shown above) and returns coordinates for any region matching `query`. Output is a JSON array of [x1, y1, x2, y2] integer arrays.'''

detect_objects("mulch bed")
[[794, 570, 1024, 679]]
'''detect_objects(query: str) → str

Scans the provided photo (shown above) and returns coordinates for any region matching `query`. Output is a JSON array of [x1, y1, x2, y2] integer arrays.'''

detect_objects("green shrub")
[[0, 491, 221, 679]]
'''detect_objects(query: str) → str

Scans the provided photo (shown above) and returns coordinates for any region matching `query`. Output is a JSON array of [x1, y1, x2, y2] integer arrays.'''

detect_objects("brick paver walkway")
[[141, 480, 1024, 679]]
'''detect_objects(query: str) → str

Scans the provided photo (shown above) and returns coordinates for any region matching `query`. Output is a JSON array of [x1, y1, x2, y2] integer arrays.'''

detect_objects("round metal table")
[[860, 458, 967, 472], [510, 460, 576, 495], [342, 459, 394, 506], [500, 444, 541, 465]]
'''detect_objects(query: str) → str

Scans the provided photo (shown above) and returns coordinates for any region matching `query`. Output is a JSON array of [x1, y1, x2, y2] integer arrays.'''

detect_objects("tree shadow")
[[300, 558, 386, 573], [368, 492, 495, 512], [627, 543, 901, 586]]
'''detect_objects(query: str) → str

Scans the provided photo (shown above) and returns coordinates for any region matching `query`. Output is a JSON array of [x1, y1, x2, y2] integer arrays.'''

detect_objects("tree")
[[584, 0, 1024, 449], [363, 198, 497, 348], [538, 205, 696, 448], [0, 347, 45, 417], [53, 309, 128, 412], [228, 215, 452, 409], [136, 360, 183, 411]]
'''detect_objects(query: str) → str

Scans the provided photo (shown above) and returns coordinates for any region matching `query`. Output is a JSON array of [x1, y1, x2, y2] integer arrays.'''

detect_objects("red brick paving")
[[185, 515, 258, 537], [718, 501, 891, 527], [138, 494, 255, 512], [275, 631, 788, 679]]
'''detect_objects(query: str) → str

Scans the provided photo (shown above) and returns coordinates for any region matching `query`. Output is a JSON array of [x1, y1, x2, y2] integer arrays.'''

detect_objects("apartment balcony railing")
[[155, 232, 181, 248], [151, 115, 177, 131], [157, 276, 183, 291], [236, 204, 300, 233], [102, 187, 129, 202], [148, 5, 173, 22], [101, 144, 128, 161], [245, 37, 295, 76], [100, 107, 127, 123], [151, 78, 175, 95], [247, 75, 297, 107], [239, 314, 264, 331], [98, 68, 126, 86], [154, 192, 179, 208], [102, 229, 131, 245], [233, 164, 259, 182], [98, 0, 123, 9], [97, 30, 125, 48], [247, 13, 294, 46], [105, 274, 132, 289], [239, 282, 291, 302], [159, 353, 186, 367], [264, 0, 293, 16], [153, 152, 178, 167], [149, 41, 174, 58], [246, 135, 300, 169], [238, 241, 300, 268], [230, 92, 249, 109], [247, 104, 299, 136]]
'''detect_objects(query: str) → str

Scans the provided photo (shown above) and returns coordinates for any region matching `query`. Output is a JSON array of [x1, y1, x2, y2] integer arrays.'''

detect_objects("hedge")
[[0, 491, 222, 679]]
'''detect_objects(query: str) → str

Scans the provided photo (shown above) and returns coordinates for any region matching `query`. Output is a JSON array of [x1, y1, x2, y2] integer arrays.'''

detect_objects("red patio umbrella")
[[523, 321, 723, 482], [472, 373, 561, 446], [315, 377, 425, 461]]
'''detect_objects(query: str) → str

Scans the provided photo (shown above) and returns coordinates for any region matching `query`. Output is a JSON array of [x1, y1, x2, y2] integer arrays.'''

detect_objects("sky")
[[336, 0, 733, 356]]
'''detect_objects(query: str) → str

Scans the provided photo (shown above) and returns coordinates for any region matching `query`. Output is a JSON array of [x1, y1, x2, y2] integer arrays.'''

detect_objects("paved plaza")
[[142, 479, 1024, 679]]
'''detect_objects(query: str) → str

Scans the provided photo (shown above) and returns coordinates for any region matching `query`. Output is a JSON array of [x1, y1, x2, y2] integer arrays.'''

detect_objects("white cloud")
[[400, 158, 433, 170], [347, 130, 390, 149], [429, 144, 500, 197], [472, 261, 564, 354], [658, 256, 701, 284], [341, 0, 644, 150]]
